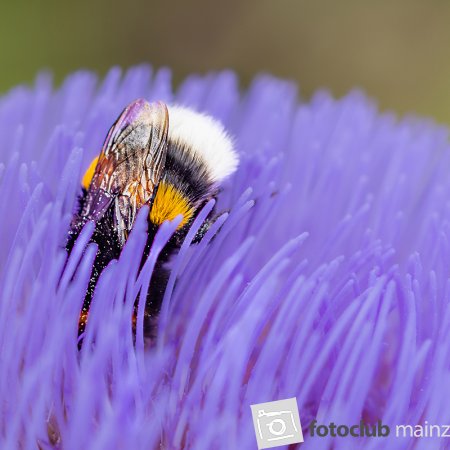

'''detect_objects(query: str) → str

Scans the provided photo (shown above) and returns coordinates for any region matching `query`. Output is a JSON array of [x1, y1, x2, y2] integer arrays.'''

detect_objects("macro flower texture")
[[1, 64, 450, 450]]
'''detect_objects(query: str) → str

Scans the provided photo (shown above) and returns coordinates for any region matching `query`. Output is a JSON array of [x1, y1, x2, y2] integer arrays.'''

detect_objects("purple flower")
[[1, 65, 449, 449]]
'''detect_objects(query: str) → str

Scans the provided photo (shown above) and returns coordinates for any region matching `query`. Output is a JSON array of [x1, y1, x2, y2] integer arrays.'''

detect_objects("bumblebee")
[[67, 99, 238, 340]]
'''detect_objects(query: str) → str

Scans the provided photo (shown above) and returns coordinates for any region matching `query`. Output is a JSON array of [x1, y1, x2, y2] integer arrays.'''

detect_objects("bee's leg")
[[142, 313, 159, 346], [192, 218, 214, 244], [143, 256, 170, 343], [139, 223, 173, 344], [171, 216, 216, 247]]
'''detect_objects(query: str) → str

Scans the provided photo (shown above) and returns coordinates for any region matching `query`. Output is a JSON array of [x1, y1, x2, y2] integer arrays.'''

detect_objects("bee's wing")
[[81, 100, 169, 243]]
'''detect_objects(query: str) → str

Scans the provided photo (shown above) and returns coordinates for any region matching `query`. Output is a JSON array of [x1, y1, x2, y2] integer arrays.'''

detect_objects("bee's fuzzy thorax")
[[167, 105, 239, 183]]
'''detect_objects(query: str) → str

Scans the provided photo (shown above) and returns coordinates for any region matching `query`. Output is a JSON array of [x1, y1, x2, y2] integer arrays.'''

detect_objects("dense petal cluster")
[[1, 65, 450, 449]]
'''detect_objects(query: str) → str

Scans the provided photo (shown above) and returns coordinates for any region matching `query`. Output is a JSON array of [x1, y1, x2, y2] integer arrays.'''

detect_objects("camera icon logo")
[[250, 398, 304, 449]]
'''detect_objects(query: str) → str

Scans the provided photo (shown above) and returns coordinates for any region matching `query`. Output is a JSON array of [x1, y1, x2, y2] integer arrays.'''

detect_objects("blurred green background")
[[2, 0, 450, 122]]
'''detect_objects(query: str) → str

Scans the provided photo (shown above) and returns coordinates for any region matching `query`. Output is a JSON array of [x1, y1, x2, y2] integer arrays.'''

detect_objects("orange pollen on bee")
[[78, 309, 89, 330], [149, 181, 194, 229], [82, 155, 99, 189]]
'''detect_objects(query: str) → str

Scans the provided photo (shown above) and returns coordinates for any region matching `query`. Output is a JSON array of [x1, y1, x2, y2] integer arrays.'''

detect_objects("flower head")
[[1, 65, 449, 449]]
